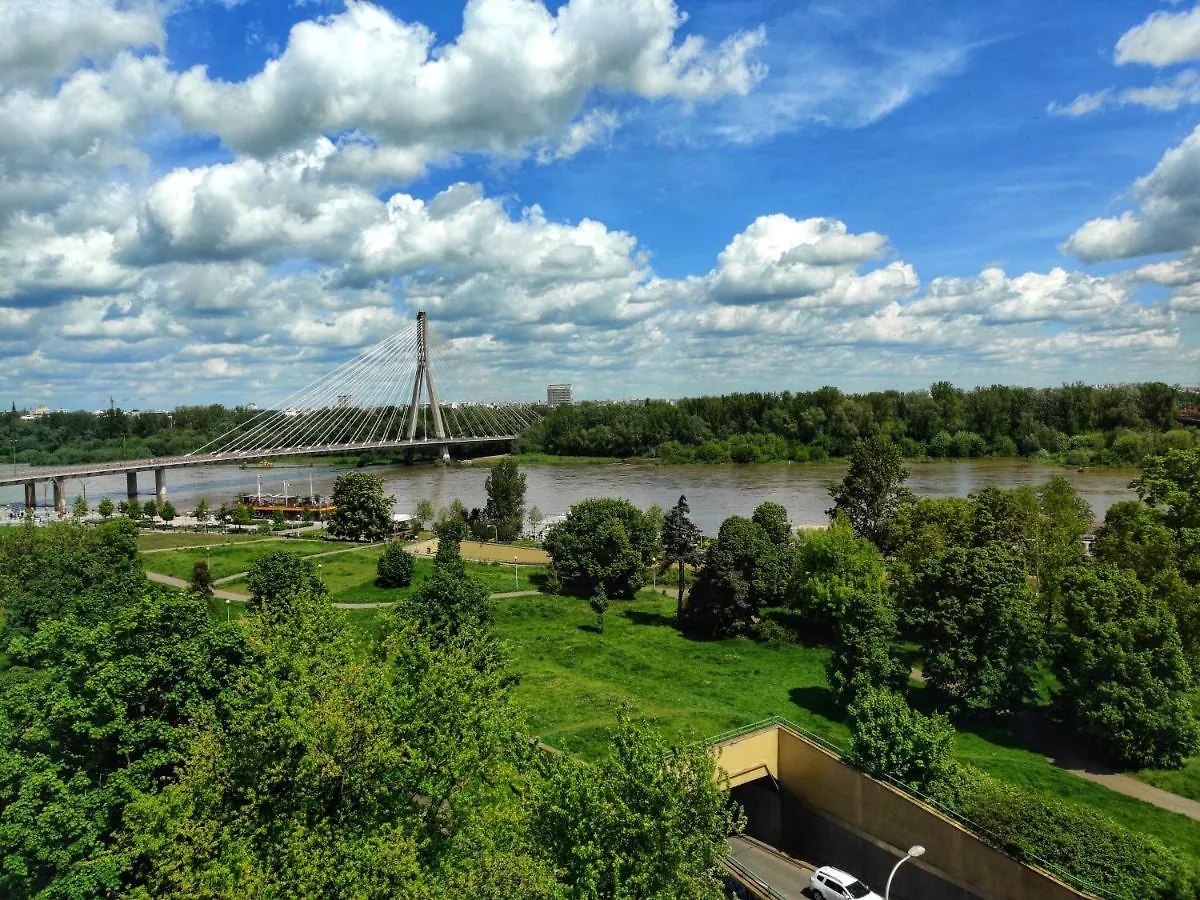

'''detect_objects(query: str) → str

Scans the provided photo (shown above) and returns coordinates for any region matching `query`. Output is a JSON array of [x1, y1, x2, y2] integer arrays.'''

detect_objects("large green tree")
[[483, 458, 526, 541], [826, 584, 907, 708], [1055, 565, 1199, 769], [659, 495, 702, 621], [0, 520, 246, 897], [376, 541, 415, 588], [328, 471, 394, 542], [529, 708, 744, 899], [827, 434, 912, 546], [900, 546, 1043, 714], [847, 688, 956, 794], [543, 498, 658, 598], [788, 516, 889, 628], [682, 515, 780, 637], [1133, 447, 1200, 583]]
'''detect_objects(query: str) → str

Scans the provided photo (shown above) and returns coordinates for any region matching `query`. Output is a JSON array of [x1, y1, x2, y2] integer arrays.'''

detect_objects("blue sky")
[[2, 0, 1199, 408]]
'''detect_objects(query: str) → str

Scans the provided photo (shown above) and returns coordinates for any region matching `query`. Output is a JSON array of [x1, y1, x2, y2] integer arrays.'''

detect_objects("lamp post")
[[513, 555, 519, 589], [489, 523, 498, 543], [885, 845, 925, 900], [9, 437, 15, 474], [225, 598, 231, 622]]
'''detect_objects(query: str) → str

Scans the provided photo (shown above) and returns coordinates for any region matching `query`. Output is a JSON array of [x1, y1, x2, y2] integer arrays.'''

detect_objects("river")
[[0, 458, 1139, 534]]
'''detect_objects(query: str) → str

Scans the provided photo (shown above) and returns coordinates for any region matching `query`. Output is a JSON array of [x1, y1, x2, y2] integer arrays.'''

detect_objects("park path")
[[145, 571, 541, 609], [209, 541, 386, 585], [909, 666, 1200, 821]]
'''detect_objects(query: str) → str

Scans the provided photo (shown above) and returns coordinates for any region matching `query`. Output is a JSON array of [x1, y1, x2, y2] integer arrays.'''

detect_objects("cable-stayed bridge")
[[3, 312, 545, 514]]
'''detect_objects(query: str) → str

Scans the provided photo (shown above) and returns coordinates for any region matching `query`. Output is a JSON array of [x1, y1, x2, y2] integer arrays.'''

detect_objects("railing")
[[711, 716, 1115, 900], [719, 854, 788, 900]]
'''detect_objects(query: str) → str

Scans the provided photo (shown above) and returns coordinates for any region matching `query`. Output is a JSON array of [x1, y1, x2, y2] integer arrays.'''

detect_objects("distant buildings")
[[19, 406, 50, 421], [546, 384, 573, 407]]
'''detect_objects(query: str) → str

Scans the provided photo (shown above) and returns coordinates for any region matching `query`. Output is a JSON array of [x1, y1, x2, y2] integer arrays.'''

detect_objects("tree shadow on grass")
[[788, 685, 842, 723], [622, 608, 676, 628], [577, 623, 601, 635]]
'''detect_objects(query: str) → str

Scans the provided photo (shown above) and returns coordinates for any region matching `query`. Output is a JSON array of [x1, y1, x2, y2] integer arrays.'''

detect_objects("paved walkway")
[[145, 571, 542, 610], [910, 668, 1200, 821], [209, 541, 385, 585]]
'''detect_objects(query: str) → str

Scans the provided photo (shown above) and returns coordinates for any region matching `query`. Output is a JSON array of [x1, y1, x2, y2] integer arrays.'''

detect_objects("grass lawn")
[[138, 531, 266, 551], [142, 539, 344, 580], [491, 591, 1200, 864]]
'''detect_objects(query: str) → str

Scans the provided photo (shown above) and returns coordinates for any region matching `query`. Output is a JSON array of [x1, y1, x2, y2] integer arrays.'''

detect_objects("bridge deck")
[[0, 435, 517, 487]]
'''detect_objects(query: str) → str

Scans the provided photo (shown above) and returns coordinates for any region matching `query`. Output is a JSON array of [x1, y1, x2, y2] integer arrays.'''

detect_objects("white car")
[[809, 865, 883, 900]]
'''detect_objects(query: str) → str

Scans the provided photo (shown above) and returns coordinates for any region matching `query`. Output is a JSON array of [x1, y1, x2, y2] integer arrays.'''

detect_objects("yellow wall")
[[715, 723, 1088, 900]]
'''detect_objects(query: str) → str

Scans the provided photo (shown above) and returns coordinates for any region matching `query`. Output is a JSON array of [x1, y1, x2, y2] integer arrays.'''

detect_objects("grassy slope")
[[490, 592, 1200, 863]]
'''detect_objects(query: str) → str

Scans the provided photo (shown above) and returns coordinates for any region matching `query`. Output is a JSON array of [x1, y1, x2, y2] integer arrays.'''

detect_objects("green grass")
[[490, 592, 1200, 864], [141, 539, 343, 580], [138, 531, 266, 551]]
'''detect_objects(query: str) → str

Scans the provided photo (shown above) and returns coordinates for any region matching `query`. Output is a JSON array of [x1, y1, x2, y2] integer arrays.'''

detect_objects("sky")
[[3, 0, 1200, 409]]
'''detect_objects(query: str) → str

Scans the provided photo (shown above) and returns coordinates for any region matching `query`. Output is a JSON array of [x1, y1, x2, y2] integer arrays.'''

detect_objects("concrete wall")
[[716, 723, 1087, 900]]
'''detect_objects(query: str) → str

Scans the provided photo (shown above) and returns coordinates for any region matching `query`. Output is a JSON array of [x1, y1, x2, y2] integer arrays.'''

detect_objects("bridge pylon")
[[406, 311, 450, 462]]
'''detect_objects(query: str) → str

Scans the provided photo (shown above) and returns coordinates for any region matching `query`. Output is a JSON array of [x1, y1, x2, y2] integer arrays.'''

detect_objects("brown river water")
[[1, 458, 1139, 535]]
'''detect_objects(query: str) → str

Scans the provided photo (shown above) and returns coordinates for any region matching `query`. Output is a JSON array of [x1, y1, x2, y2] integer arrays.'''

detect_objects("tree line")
[[520, 381, 1196, 466], [0, 518, 743, 898]]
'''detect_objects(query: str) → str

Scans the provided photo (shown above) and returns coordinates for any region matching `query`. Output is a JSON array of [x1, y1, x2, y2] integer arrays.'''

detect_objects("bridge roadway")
[[0, 435, 518, 511]]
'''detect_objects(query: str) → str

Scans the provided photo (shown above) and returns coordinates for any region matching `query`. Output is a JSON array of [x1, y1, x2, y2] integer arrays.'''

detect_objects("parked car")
[[810, 865, 883, 900]]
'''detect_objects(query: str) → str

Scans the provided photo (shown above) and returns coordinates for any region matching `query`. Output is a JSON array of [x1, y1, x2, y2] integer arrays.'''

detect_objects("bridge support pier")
[[24, 480, 36, 510], [52, 477, 66, 517], [154, 468, 167, 506], [127, 471, 138, 504], [439, 445, 450, 464]]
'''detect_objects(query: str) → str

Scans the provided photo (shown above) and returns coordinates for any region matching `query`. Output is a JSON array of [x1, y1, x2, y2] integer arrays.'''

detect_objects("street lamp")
[[513, 555, 519, 589], [884, 845, 925, 900], [225, 598, 231, 622]]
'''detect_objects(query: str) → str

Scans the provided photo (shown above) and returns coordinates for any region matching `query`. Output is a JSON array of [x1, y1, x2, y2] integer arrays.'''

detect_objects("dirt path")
[[147, 570, 249, 603], [407, 539, 549, 565]]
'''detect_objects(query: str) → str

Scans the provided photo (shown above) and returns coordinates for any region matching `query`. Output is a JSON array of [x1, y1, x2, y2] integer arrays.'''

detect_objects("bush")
[[945, 764, 1198, 900], [376, 541, 415, 588], [847, 688, 955, 793], [750, 618, 796, 647]]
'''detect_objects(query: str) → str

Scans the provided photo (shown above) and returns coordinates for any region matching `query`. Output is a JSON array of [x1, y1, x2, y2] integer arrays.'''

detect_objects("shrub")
[[750, 618, 796, 647], [946, 764, 1198, 900], [376, 541, 415, 588], [847, 688, 955, 793]]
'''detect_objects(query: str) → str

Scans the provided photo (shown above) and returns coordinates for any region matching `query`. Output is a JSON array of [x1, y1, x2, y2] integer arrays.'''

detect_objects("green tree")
[[1055, 565, 1199, 769], [190, 559, 215, 599], [376, 540, 415, 588], [483, 458, 526, 541], [847, 688, 956, 794], [659, 495, 702, 621], [97, 495, 115, 519], [1033, 475, 1093, 627], [826, 585, 907, 708], [827, 434, 912, 546], [71, 494, 88, 519], [193, 498, 209, 527], [328, 471, 394, 542], [751, 500, 791, 544], [143, 498, 159, 519], [1093, 500, 1200, 675], [232, 504, 253, 531], [159, 500, 177, 522], [900, 546, 1043, 714], [126, 580, 541, 897], [270, 509, 285, 528], [682, 516, 775, 637], [435, 516, 469, 576], [886, 496, 973, 566], [0, 521, 246, 897], [590, 584, 609, 634], [529, 708, 744, 899], [527, 504, 544, 538], [788, 516, 889, 628], [390, 566, 492, 648], [543, 498, 658, 598], [413, 498, 435, 530], [1133, 447, 1200, 582], [245, 551, 328, 623]]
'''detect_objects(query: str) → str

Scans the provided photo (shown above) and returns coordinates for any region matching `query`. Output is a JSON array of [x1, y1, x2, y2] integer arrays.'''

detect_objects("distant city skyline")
[[1, 1, 1198, 409]]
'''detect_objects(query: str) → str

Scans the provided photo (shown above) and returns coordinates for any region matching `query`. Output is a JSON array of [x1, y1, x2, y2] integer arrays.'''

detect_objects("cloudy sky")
[[3, 0, 1200, 409]]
